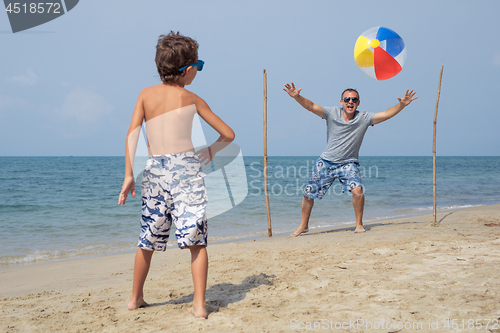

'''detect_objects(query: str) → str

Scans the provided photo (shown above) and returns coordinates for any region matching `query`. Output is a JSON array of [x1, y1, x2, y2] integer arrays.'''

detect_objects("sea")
[[1, 156, 500, 267]]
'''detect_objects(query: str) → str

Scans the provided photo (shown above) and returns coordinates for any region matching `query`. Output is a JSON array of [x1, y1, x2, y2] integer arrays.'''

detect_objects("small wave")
[[0, 251, 57, 266], [0, 243, 135, 267], [411, 204, 480, 212]]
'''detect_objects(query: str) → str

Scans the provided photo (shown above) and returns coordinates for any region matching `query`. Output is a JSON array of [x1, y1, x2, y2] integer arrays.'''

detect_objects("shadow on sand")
[[150, 272, 275, 314], [300, 211, 457, 235], [315, 221, 413, 234]]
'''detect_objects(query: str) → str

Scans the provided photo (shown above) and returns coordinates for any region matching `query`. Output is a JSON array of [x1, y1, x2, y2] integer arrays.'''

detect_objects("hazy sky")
[[1, 0, 499, 157]]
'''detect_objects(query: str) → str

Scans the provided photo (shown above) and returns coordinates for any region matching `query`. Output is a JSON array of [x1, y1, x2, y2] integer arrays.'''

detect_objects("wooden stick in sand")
[[263, 69, 272, 237], [433, 66, 444, 225]]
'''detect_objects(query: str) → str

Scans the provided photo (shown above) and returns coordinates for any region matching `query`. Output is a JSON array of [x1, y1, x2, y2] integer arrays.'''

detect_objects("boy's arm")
[[119, 90, 146, 205], [195, 96, 235, 165], [283, 82, 323, 118], [373, 89, 418, 125]]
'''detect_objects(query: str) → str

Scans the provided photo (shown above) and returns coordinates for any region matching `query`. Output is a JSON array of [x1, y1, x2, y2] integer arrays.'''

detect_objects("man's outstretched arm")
[[283, 82, 323, 118], [372, 89, 418, 125]]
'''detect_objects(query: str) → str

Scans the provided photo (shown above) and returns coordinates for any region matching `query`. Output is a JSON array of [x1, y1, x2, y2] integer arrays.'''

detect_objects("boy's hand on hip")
[[196, 146, 213, 166]]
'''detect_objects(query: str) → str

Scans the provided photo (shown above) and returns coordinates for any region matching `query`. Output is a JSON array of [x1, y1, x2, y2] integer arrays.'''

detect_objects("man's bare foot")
[[354, 226, 366, 233], [128, 298, 150, 311], [188, 303, 208, 319], [290, 227, 309, 237]]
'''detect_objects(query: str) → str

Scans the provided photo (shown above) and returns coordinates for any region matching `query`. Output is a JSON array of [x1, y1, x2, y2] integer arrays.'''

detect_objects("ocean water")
[[1, 156, 499, 267]]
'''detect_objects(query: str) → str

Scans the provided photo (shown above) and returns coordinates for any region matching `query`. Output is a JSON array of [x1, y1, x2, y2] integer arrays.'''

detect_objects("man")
[[283, 82, 417, 236]]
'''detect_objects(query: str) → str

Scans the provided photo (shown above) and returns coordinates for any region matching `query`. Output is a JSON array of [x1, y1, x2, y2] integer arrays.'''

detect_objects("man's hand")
[[397, 89, 418, 106], [283, 82, 302, 98], [283, 82, 323, 117], [373, 89, 418, 125]]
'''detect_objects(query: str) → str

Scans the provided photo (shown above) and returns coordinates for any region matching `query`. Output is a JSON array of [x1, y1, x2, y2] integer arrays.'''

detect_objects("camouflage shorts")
[[139, 152, 208, 250], [303, 158, 362, 199]]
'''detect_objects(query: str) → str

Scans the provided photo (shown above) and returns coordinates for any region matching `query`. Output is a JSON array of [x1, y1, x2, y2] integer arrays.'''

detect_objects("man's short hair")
[[155, 31, 199, 84], [341, 88, 360, 100]]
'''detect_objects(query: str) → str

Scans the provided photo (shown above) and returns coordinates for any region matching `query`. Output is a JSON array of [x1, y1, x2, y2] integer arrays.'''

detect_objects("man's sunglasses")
[[343, 97, 359, 103], [179, 60, 204, 72]]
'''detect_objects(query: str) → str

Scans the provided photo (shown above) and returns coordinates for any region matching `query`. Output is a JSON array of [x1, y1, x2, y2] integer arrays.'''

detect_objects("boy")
[[119, 32, 234, 318]]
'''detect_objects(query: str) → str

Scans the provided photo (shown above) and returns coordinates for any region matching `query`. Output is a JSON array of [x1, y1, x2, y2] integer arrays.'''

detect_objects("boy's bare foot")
[[128, 298, 150, 311], [290, 227, 309, 237], [354, 226, 366, 233], [188, 303, 208, 319]]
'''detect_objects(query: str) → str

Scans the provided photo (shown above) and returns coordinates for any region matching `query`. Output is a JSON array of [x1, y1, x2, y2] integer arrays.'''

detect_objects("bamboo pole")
[[263, 69, 272, 237], [433, 66, 444, 225]]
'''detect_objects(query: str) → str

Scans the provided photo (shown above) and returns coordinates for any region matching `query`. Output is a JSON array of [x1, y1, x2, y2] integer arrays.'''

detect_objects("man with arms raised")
[[283, 83, 417, 236]]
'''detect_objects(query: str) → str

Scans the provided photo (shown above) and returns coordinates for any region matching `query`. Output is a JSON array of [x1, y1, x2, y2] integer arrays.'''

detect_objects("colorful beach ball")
[[354, 26, 407, 80]]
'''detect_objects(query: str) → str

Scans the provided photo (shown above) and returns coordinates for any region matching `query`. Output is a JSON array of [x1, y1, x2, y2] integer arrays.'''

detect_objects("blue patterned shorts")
[[303, 158, 362, 199], [139, 152, 208, 251]]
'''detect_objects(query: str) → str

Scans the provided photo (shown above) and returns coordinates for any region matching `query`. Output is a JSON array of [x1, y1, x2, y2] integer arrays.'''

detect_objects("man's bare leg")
[[291, 196, 314, 237], [128, 248, 154, 310], [352, 186, 365, 233]]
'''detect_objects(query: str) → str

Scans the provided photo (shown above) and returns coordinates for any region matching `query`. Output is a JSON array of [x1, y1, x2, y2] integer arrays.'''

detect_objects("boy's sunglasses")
[[343, 97, 359, 103], [179, 60, 204, 72]]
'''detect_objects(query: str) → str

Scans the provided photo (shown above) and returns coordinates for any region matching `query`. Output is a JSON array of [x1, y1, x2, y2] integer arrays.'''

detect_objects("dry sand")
[[1, 204, 500, 332]]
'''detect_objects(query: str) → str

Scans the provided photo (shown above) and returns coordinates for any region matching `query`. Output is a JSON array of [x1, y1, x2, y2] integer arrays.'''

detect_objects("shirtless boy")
[[119, 32, 234, 318]]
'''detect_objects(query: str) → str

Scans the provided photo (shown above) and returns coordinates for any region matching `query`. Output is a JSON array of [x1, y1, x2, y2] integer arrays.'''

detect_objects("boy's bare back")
[[141, 84, 198, 122], [139, 84, 201, 156]]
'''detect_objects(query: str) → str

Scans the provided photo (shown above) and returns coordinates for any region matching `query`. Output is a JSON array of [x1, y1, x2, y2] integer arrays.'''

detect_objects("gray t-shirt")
[[320, 106, 375, 164]]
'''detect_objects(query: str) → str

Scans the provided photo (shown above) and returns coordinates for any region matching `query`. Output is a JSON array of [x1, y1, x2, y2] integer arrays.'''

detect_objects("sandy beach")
[[1, 204, 500, 332]]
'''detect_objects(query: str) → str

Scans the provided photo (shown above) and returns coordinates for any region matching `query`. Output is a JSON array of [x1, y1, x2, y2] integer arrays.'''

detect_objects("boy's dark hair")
[[155, 31, 199, 84], [341, 88, 360, 100]]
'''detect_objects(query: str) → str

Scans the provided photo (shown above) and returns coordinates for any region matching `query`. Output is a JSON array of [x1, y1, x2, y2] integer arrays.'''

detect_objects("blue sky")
[[1, 0, 499, 157]]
